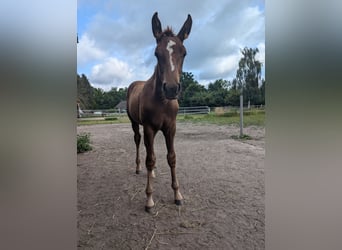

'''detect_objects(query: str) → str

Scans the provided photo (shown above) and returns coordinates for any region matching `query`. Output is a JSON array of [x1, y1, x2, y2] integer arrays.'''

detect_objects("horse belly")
[[127, 81, 144, 124]]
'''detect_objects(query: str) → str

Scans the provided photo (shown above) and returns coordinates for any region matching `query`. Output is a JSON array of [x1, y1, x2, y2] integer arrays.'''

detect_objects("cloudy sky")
[[77, 0, 265, 91]]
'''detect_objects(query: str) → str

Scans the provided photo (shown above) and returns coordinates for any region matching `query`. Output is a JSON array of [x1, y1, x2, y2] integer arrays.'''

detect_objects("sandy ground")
[[77, 122, 265, 249]]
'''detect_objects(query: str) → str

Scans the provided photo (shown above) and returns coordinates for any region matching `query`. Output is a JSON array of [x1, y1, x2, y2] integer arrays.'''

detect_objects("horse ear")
[[152, 12, 162, 40], [177, 14, 192, 42]]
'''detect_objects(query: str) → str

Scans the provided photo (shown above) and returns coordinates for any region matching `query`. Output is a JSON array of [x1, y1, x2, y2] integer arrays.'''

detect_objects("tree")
[[77, 74, 95, 109], [208, 79, 228, 91], [180, 72, 197, 92], [235, 47, 262, 137], [77, 73, 129, 110], [182, 82, 206, 106], [259, 79, 265, 105], [106, 87, 128, 109], [92, 88, 105, 109], [225, 78, 240, 106], [91, 87, 128, 110], [207, 79, 229, 107], [227, 87, 240, 106], [179, 72, 201, 106], [236, 47, 262, 105]]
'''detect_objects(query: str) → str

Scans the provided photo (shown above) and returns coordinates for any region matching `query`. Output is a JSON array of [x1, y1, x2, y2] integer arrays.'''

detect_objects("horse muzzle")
[[163, 82, 181, 100]]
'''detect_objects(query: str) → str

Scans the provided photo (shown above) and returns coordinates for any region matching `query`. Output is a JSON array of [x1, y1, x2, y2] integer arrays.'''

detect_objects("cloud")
[[89, 57, 133, 90], [77, 0, 265, 89], [186, 4, 264, 81], [199, 53, 242, 80], [77, 33, 106, 66], [256, 42, 265, 64]]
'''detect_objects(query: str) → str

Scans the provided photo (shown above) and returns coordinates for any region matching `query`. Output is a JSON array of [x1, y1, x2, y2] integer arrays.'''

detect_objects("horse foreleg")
[[132, 122, 141, 174], [163, 127, 183, 205], [168, 151, 183, 205], [143, 126, 157, 212]]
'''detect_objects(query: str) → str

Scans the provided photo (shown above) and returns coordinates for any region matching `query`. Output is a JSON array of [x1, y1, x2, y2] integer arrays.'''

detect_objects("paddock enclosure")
[[77, 123, 264, 249]]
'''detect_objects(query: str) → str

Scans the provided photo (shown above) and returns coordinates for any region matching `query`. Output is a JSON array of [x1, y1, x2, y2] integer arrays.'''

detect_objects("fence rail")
[[178, 106, 210, 115], [80, 109, 126, 117], [213, 104, 265, 113], [78, 105, 264, 118]]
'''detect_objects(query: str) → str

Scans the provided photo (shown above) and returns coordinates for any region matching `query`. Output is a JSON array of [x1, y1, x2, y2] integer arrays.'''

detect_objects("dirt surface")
[[77, 123, 265, 249]]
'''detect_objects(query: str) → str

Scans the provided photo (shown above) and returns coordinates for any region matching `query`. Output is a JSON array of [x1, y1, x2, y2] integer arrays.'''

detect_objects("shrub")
[[77, 133, 92, 153]]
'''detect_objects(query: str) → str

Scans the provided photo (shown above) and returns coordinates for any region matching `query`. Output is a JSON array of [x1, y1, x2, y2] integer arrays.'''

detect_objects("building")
[[115, 100, 127, 113]]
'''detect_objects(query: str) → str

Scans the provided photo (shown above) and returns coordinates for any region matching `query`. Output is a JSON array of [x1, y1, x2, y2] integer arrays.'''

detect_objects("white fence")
[[78, 105, 264, 118], [78, 106, 211, 118], [80, 109, 126, 117], [178, 106, 210, 115], [213, 104, 265, 113]]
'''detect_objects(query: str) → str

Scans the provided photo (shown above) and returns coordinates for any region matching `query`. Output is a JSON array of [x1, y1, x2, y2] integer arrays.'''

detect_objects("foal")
[[126, 12, 192, 211]]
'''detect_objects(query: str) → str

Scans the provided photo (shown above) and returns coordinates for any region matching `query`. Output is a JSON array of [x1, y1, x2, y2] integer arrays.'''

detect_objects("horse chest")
[[140, 102, 177, 128]]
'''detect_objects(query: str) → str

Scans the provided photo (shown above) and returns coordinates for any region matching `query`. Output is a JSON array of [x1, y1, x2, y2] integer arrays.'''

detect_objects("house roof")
[[115, 100, 127, 110]]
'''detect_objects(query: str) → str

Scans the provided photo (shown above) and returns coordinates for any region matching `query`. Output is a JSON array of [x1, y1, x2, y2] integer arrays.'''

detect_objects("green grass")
[[104, 117, 118, 121], [177, 110, 265, 126], [77, 116, 130, 126], [77, 110, 265, 127]]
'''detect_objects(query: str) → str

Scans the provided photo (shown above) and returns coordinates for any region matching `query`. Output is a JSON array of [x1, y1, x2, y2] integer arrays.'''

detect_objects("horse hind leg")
[[132, 122, 141, 174]]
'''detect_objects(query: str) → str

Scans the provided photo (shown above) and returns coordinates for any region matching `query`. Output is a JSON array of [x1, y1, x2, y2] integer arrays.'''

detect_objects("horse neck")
[[149, 65, 164, 101]]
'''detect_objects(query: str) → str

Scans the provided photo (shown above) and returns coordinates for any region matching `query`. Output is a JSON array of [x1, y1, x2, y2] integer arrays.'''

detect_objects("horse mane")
[[162, 26, 175, 37]]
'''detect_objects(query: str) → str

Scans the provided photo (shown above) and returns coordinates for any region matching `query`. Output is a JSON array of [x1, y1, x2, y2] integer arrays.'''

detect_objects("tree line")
[[77, 74, 127, 110], [77, 47, 265, 109]]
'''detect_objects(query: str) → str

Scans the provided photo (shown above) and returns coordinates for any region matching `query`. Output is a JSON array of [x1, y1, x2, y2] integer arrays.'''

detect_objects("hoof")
[[175, 200, 182, 206], [145, 206, 153, 213], [136, 170, 140, 174]]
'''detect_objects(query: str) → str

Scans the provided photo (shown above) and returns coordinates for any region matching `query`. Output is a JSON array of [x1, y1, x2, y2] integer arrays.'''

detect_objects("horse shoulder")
[[127, 81, 145, 124]]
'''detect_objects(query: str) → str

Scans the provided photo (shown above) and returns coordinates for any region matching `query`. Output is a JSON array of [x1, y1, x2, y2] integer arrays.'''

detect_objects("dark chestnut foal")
[[126, 12, 192, 211]]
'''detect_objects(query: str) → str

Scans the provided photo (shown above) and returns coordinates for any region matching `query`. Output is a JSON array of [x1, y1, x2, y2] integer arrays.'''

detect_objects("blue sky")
[[77, 0, 265, 90]]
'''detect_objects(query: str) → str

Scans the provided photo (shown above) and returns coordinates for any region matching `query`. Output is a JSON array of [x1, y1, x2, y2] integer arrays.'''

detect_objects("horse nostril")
[[163, 83, 180, 99]]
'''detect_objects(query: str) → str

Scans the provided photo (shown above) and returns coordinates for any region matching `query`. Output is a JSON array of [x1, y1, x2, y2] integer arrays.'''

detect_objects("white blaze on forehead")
[[166, 40, 176, 71]]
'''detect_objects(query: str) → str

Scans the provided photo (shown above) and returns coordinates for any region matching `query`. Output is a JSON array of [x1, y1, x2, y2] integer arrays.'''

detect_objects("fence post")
[[240, 94, 243, 137]]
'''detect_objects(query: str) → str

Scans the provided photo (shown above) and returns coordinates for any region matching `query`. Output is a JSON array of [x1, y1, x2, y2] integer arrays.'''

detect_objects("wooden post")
[[77, 102, 80, 118], [239, 94, 243, 137]]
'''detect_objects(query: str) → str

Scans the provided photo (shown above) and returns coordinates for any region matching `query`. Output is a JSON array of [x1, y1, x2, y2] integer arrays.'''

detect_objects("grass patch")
[[177, 111, 265, 126], [183, 114, 194, 120], [220, 112, 239, 117], [77, 133, 92, 153], [77, 109, 265, 127], [77, 116, 130, 126], [104, 116, 118, 121]]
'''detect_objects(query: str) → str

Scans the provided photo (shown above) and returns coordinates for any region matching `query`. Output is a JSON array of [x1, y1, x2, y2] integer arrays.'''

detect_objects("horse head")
[[152, 12, 192, 100]]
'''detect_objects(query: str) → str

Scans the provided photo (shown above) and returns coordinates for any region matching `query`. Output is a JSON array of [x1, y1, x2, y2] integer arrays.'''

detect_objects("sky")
[[77, 0, 265, 91]]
